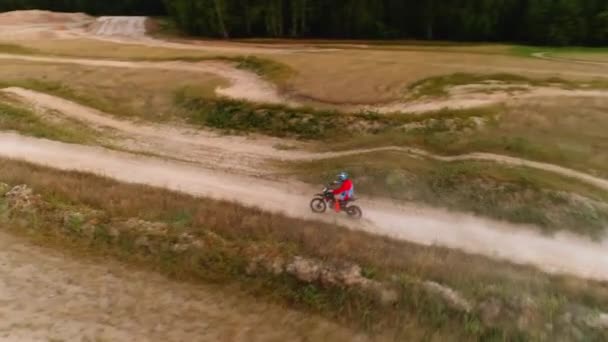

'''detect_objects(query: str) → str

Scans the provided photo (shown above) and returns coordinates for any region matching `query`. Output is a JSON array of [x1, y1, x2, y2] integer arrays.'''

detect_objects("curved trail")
[[0, 53, 286, 105], [532, 52, 608, 67], [5, 86, 608, 192], [1, 132, 608, 282], [0, 230, 363, 341], [3, 53, 608, 115]]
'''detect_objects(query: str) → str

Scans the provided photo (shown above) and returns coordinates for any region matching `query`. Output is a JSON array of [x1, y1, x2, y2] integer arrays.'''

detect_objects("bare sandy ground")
[[0, 230, 365, 342], [0, 10, 93, 41], [371, 86, 608, 114], [92, 16, 147, 38], [5, 86, 608, 193], [1, 132, 608, 283]]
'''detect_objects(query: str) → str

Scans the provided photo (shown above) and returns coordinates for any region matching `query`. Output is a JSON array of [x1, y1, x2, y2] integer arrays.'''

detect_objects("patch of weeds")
[[0, 79, 123, 118], [406, 72, 593, 100], [0, 101, 94, 144], [232, 55, 294, 82], [176, 88, 499, 140], [361, 266, 378, 280], [93, 225, 114, 246], [64, 213, 85, 234], [169, 210, 193, 229], [297, 284, 325, 308], [177, 95, 338, 139]]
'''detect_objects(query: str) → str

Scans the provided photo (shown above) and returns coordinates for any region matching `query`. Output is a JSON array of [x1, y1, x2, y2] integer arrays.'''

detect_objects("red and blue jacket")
[[333, 179, 354, 200]]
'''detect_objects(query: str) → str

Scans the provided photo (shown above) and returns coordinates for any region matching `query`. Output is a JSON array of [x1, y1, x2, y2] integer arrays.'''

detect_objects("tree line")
[[2, 0, 607, 46]]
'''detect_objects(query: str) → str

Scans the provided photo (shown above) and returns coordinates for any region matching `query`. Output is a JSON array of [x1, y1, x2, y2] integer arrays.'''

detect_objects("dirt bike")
[[310, 184, 363, 219]]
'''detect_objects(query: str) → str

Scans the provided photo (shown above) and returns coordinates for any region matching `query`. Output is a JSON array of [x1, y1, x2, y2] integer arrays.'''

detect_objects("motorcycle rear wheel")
[[310, 198, 327, 213]]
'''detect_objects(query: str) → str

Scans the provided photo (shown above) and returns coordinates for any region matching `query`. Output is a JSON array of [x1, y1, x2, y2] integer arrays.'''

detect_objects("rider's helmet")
[[337, 171, 349, 182]]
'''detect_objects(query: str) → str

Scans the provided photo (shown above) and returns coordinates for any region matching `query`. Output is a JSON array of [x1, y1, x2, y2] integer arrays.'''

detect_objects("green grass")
[[286, 152, 608, 238], [0, 99, 95, 144], [175, 90, 497, 139], [2, 159, 608, 340]]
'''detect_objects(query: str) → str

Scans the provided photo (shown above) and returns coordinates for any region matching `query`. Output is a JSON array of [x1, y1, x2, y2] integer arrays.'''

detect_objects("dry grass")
[[0, 60, 226, 121], [329, 97, 608, 178], [4, 38, 606, 106], [270, 49, 606, 105], [556, 53, 608, 63], [1, 158, 608, 340], [10, 38, 225, 60]]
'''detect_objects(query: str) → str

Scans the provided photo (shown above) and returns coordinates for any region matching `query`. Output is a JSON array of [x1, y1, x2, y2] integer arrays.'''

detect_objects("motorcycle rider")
[[332, 171, 354, 212]]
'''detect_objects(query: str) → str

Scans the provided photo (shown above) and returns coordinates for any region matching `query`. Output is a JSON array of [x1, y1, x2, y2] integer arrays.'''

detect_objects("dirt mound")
[[0, 10, 91, 25]]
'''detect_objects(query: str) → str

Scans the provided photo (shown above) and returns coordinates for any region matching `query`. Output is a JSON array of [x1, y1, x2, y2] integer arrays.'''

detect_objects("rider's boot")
[[334, 200, 341, 213]]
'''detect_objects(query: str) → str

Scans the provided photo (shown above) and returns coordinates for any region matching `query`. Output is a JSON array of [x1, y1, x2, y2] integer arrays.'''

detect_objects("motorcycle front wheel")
[[346, 205, 363, 219], [310, 198, 327, 213]]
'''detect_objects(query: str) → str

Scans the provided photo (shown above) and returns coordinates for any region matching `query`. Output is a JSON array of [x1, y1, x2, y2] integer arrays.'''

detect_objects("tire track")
[[1, 132, 608, 282], [4, 86, 608, 192]]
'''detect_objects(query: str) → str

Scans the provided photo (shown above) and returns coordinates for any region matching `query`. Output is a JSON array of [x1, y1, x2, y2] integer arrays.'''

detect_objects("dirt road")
[[0, 230, 364, 342], [1, 132, 608, 282], [6, 86, 608, 193]]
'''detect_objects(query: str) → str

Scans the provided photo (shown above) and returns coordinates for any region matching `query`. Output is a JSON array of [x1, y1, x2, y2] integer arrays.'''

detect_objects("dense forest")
[[1, 0, 607, 46]]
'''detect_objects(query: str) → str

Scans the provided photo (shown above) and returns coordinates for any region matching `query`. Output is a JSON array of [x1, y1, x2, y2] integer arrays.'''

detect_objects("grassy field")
[[3, 38, 606, 105], [1, 37, 607, 233], [325, 96, 608, 178], [176, 89, 608, 181], [1, 159, 608, 340], [0, 60, 227, 121], [1, 31, 608, 340]]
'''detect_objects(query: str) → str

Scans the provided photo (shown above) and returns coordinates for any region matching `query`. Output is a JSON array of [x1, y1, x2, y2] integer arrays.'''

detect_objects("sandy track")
[[429, 61, 607, 79], [371, 87, 608, 114], [1, 132, 608, 282], [0, 230, 364, 342], [0, 53, 285, 105], [5, 86, 608, 193], [3, 53, 608, 115], [532, 52, 608, 67]]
